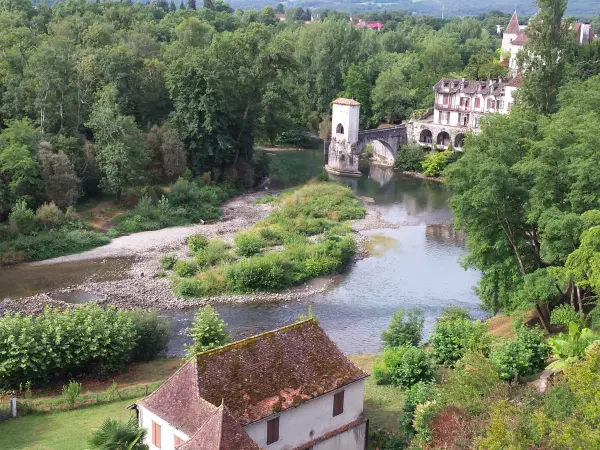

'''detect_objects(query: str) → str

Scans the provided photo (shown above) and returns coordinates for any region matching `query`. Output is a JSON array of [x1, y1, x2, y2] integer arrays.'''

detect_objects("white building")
[[135, 321, 369, 450]]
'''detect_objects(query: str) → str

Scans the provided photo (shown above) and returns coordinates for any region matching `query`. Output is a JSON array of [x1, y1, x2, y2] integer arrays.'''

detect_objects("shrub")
[[8, 200, 35, 234], [421, 151, 450, 177], [546, 322, 600, 370], [542, 383, 577, 421], [62, 380, 82, 409], [160, 253, 178, 270], [185, 306, 232, 357], [381, 308, 424, 348], [174, 260, 197, 278], [89, 417, 147, 450], [589, 305, 600, 331], [106, 227, 119, 238], [0, 305, 137, 387], [490, 327, 551, 380], [34, 202, 64, 228], [175, 270, 228, 298], [400, 382, 439, 434], [226, 255, 296, 292], [188, 234, 209, 253], [430, 317, 491, 366], [438, 305, 471, 323], [412, 401, 439, 445], [235, 232, 265, 257], [126, 312, 170, 362], [373, 346, 434, 388], [195, 240, 235, 269], [254, 195, 275, 204], [550, 304, 582, 327], [154, 269, 167, 278], [396, 144, 426, 172]]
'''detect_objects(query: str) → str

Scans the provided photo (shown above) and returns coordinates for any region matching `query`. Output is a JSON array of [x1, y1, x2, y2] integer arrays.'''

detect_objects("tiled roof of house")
[[512, 33, 527, 46], [137, 321, 368, 448], [332, 98, 361, 106], [179, 405, 261, 450], [195, 320, 368, 425], [505, 73, 523, 87], [505, 11, 521, 34]]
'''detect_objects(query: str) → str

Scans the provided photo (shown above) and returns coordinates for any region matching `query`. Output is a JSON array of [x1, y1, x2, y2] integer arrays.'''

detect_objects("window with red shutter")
[[443, 95, 449, 105], [333, 391, 344, 417], [266, 417, 279, 445], [152, 421, 162, 448], [475, 98, 481, 108], [174, 435, 184, 448]]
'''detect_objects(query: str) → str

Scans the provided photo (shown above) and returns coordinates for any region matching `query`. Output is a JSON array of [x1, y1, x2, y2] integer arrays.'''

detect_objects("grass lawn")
[[0, 355, 402, 449], [0, 399, 135, 450]]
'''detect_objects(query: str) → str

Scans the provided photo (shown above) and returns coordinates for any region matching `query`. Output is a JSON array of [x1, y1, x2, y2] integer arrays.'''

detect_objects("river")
[[0, 149, 485, 356]]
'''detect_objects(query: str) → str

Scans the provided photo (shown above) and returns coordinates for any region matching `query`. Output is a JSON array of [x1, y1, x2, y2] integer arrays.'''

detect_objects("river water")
[[0, 150, 484, 356]]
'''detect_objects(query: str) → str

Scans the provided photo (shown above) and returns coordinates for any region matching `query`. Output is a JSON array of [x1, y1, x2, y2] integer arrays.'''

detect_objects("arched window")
[[336, 123, 344, 134]]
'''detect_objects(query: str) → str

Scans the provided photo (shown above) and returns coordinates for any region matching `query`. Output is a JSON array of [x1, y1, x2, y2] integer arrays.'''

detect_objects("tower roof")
[[332, 98, 361, 106], [505, 11, 521, 34]]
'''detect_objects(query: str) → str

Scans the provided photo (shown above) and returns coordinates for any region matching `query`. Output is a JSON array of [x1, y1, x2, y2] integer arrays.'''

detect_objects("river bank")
[[1, 188, 398, 316]]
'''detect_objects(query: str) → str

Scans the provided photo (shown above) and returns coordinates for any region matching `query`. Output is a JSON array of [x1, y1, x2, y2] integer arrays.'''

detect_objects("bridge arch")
[[437, 131, 451, 147], [455, 133, 465, 149], [370, 139, 396, 167], [419, 129, 433, 144]]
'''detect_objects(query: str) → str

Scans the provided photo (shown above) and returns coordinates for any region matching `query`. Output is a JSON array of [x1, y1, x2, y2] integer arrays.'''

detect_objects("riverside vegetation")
[[158, 183, 365, 298]]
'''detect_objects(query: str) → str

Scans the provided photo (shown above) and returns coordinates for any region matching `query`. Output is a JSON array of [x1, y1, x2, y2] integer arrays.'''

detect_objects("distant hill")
[[227, 0, 598, 19]]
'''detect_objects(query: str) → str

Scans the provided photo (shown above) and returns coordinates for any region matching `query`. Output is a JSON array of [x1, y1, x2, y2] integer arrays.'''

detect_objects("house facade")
[[135, 321, 369, 450]]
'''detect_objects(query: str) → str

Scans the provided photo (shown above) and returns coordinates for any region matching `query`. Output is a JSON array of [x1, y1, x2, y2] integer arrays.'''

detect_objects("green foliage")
[[188, 234, 209, 253], [490, 327, 551, 380], [194, 239, 234, 269], [89, 416, 148, 450], [62, 381, 82, 409], [430, 317, 490, 366], [185, 306, 232, 357], [547, 322, 600, 370], [421, 151, 450, 177], [372, 346, 434, 388], [126, 312, 170, 362], [8, 200, 35, 234], [395, 145, 425, 172], [381, 309, 424, 348], [107, 228, 119, 239], [550, 304, 582, 327], [0, 306, 137, 387], [235, 232, 266, 257], [226, 253, 296, 292], [34, 202, 64, 228], [297, 305, 320, 325], [438, 305, 471, 323], [400, 382, 439, 435], [160, 253, 178, 270], [174, 259, 197, 277]]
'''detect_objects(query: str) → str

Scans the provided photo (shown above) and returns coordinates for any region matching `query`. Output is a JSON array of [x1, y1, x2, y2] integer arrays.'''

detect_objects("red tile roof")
[[137, 321, 368, 447], [332, 98, 361, 106], [506, 73, 523, 87], [512, 33, 527, 46], [506, 11, 521, 34]]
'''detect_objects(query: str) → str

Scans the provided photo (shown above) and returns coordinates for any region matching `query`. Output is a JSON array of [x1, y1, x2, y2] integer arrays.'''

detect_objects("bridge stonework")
[[408, 121, 472, 150], [325, 99, 409, 176]]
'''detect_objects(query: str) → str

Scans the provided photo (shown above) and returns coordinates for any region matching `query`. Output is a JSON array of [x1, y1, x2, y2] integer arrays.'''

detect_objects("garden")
[[157, 182, 366, 298]]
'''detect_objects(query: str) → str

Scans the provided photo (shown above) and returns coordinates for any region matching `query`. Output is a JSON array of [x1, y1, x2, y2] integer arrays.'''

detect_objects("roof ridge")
[[137, 358, 193, 405], [195, 320, 315, 361]]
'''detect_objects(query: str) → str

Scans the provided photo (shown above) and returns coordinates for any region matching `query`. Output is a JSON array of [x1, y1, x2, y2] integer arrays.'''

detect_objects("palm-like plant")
[[89, 416, 148, 450], [546, 322, 600, 370]]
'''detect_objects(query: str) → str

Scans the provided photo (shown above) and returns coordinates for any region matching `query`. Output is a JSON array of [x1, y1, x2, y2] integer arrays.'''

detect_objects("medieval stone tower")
[[325, 98, 361, 177]]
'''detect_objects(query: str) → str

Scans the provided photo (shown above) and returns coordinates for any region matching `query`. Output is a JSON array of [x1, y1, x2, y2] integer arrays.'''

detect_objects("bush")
[[34, 202, 64, 228], [195, 240, 235, 269], [185, 306, 232, 357], [421, 151, 451, 177], [235, 232, 266, 257], [381, 308, 424, 348], [226, 255, 296, 292], [373, 346, 434, 388], [430, 317, 491, 366], [175, 270, 228, 298], [0, 305, 137, 387], [550, 304, 582, 327], [8, 200, 35, 234], [490, 327, 551, 380], [160, 253, 178, 270], [400, 382, 439, 434], [62, 381, 82, 409], [188, 234, 209, 253], [174, 260, 197, 278], [438, 305, 471, 323], [396, 144, 426, 172], [588, 305, 600, 331], [127, 312, 170, 362], [107, 227, 119, 238]]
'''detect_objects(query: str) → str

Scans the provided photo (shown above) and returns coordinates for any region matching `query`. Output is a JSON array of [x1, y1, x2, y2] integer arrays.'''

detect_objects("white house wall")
[[332, 104, 360, 144], [244, 380, 366, 450], [139, 405, 189, 450], [313, 421, 368, 450]]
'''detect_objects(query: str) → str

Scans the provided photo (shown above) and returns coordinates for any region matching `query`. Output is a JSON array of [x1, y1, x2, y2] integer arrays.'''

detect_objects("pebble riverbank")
[[1, 190, 399, 316]]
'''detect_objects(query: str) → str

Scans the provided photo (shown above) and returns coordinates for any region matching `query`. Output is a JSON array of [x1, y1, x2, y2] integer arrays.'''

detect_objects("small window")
[[442, 95, 449, 105], [333, 390, 344, 417], [174, 435, 184, 448], [152, 420, 162, 449], [266, 417, 279, 445], [336, 123, 344, 134], [474, 98, 481, 108]]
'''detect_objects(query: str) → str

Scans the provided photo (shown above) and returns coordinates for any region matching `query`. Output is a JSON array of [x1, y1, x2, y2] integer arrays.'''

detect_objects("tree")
[[179, 1, 184, 9], [89, 417, 148, 450], [258, 6, 276, 26], [185, 305, 232, 357], [85, 85, 150, 199], [518, 0, 572, 114], [203, 0, 213, 9], [187, 0, 195, 10], [381, 309, 424, 348], [37, 141, 81, 208], [169, 0, 176, 12]]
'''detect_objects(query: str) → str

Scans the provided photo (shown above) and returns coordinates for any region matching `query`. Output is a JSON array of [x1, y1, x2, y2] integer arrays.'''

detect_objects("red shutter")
[[152, 421, 162, 448], [443, 95, 449, 105], [267, 417, 280, 445], [333, 391, 344, 417], [174, 436, 184, 448], [475, 98, 480, 108]]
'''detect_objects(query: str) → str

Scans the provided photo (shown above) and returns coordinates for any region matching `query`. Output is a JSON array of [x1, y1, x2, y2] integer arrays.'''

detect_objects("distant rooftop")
[[333, 98, 361, 106]]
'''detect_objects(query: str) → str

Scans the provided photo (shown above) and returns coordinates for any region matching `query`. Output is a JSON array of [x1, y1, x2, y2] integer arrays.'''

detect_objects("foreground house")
[[135, 321, 369, 450]]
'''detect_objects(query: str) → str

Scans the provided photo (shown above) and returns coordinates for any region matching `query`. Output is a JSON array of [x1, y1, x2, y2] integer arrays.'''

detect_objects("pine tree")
[[187, 0, 195, 9], [179, 0, 184, 8], [203, 0, 213, 8], [169, 0, 176, 11]]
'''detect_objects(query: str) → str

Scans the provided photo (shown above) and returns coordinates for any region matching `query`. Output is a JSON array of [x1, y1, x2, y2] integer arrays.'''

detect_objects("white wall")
[[139, 406, 189, 450], [314, 421, 367, 450], [332, 104, 360, 145], [244, 380, 365, 450]]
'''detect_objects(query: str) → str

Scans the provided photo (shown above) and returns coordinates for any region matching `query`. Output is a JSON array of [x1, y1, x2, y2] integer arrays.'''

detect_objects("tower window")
[[336, 123, 344, 134]]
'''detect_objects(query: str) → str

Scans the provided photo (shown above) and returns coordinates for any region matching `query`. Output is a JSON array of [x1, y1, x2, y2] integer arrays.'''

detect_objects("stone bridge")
[[357, 125, 408, 166]]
